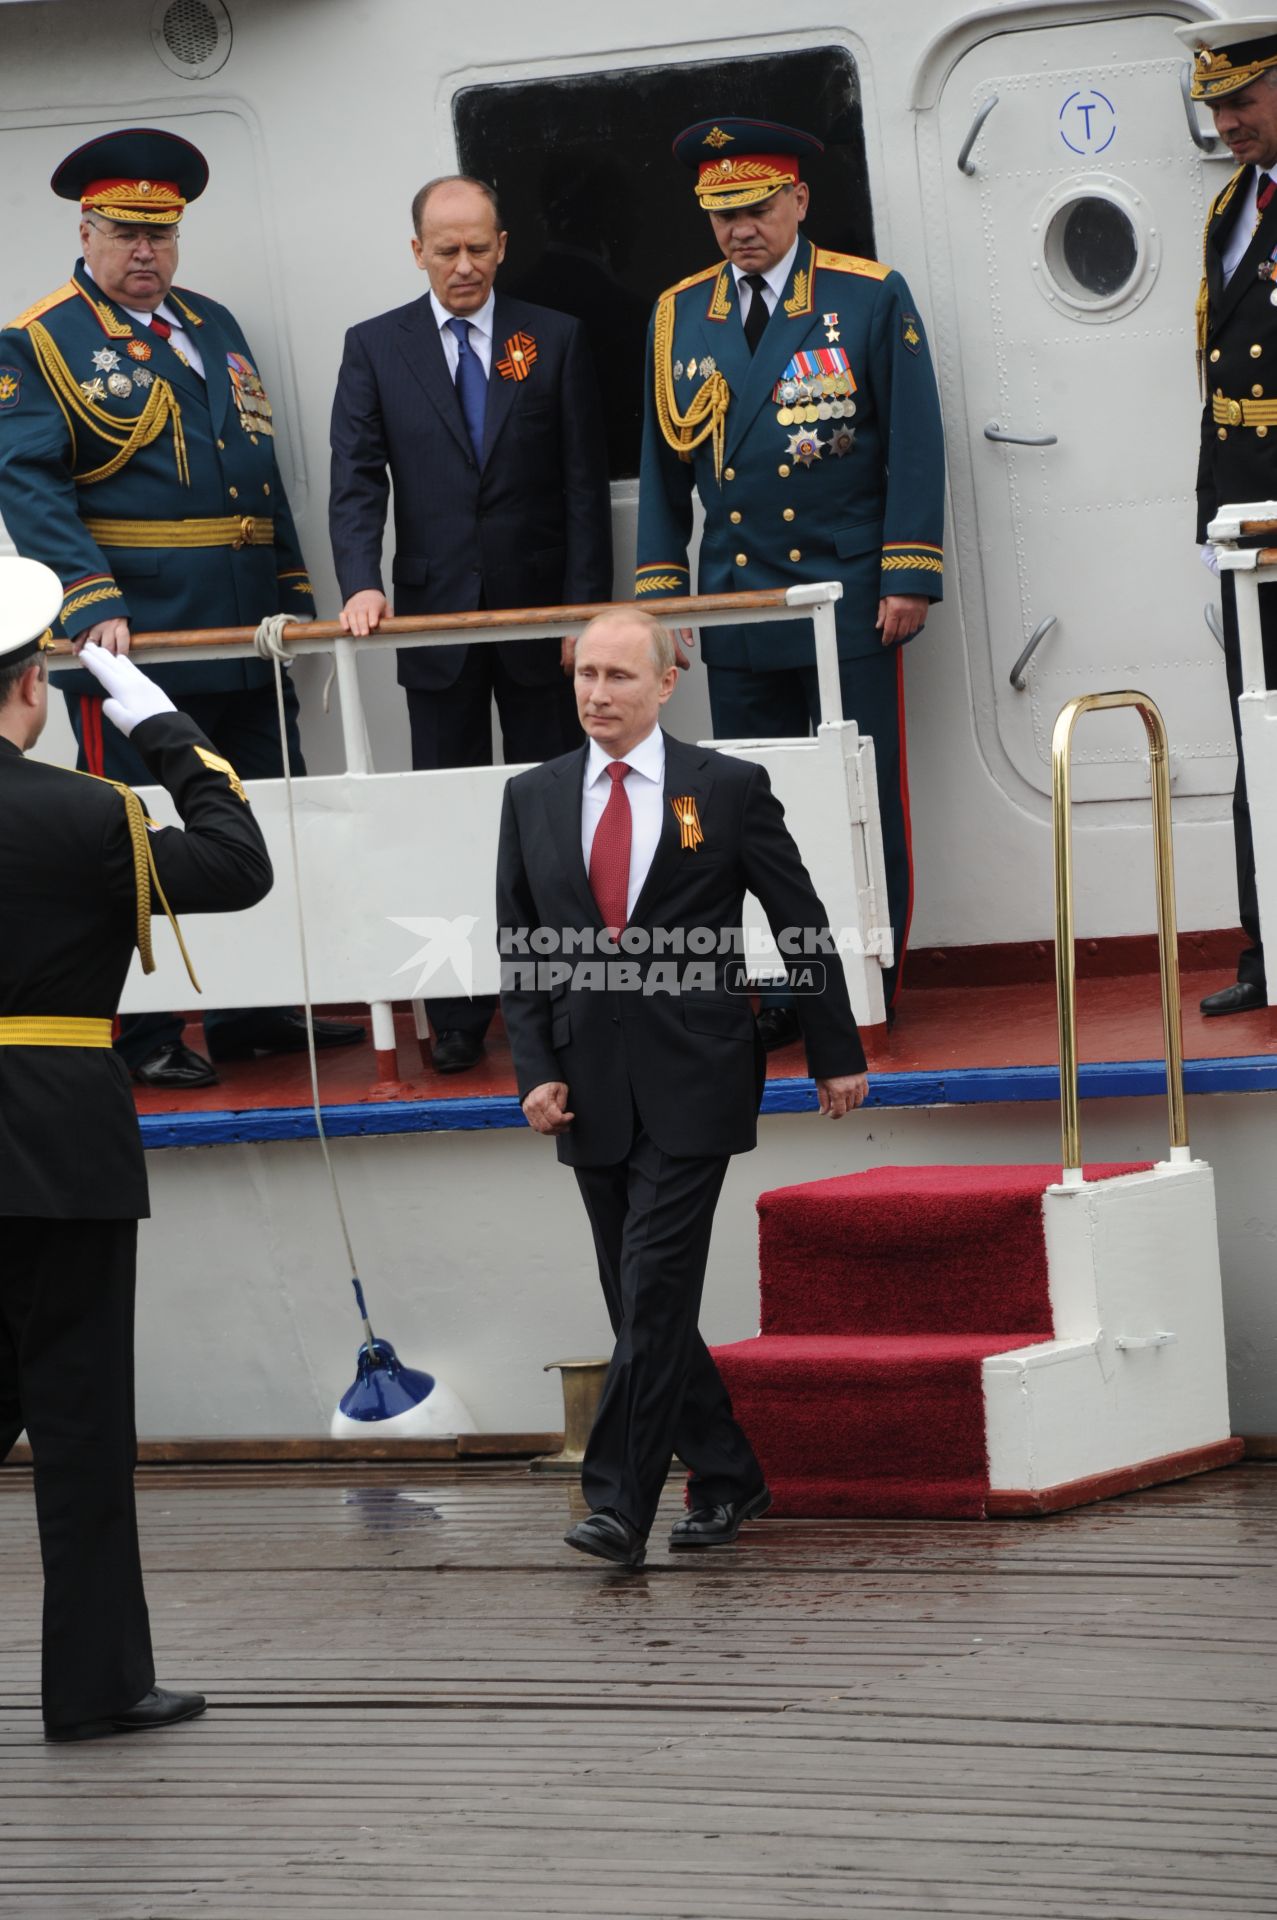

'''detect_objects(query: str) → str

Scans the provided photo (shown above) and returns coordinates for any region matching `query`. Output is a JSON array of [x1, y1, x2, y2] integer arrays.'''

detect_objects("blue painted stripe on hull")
[[137, 1054, 1277, 1150]]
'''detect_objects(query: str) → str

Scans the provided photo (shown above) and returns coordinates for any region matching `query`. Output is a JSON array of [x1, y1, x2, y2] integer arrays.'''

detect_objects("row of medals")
[[81, 343, 154, 402], [775, 373, 856, 428]]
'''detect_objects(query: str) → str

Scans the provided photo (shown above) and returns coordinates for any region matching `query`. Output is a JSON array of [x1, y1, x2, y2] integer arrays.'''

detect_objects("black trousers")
[[407, 650, 581, 1039], [573, 1125, 762, 1535], [0, 1218, 154, 1728], [707, 647, 911, 1008], [67, 678, 306, 1066], [1221, 571, 1277, 989]]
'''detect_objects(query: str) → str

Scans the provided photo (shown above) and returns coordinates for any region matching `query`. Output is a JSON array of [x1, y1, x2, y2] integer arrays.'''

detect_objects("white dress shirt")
[[731, 237, 800, 333], [85, 264, 205, 377], [581, 725, 666, 919], [431, 288, 495, 378], [1222, 169, 1262, 285]]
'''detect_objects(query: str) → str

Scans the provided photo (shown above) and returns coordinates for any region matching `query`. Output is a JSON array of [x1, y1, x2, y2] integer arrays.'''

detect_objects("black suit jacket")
[[496, 732, 867, 1167], [1197, 166, 1277, 541], [329, 291, 614, 690], [0, 713, 272, 1219]]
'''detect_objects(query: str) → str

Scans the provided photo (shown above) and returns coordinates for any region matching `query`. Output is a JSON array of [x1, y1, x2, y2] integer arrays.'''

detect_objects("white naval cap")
[[1175, 17, 1277, 99], [0, 556, 62, 668]]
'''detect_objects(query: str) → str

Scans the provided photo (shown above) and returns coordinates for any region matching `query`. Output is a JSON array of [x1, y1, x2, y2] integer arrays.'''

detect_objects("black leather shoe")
[[131, 1041, 219, 1089], [45, 1685, 207, 1743], [431, 1029, 485, 1074], [756, 1007, 802, 1052], [669, 1485, 772, 1549], [1199, 981, 1267, 1016], [564, 1510, 647, 1567], [207, 1011, 366, 1059]]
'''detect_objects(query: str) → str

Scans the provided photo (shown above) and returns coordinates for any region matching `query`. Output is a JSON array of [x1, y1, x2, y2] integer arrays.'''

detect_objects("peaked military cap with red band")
[[674, 117, 824, 211], [51, 127, 209, 226], [1175, 18, 1277, 100]]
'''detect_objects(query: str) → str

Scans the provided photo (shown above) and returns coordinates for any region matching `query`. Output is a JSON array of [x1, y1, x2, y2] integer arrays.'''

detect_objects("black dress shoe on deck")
[[45, 1685, 207, 1743], [669, 1485, 772, 1549], [431, 1029, 485, 1074], [756, 1007, 802, 1052], [207, 1011, 366, 1059], [564, 1510, 647, 1567], [1199, 981, 1267, 1016], [130, 1041, 219, 1089]]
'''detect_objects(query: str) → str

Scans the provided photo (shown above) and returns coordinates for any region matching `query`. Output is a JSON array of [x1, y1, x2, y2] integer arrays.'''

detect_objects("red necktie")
[[149, 315, 172, 339], [589, 761, 632, 933]]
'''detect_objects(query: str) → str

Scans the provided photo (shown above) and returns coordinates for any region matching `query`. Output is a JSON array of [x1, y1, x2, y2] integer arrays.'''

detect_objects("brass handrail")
[[1051, 692, 1190, 1184]]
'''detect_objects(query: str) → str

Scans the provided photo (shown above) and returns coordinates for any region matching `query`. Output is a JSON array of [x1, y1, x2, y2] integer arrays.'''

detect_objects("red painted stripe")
[[984, 1437, 1244, 1517], [892, 647, 914, 1007]]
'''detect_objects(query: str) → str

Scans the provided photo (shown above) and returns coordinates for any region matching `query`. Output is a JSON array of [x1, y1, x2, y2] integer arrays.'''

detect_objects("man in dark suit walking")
[[497, 609, 868, 1567], [330, 175, 614, 1072], [0, 556, 273, 1739]]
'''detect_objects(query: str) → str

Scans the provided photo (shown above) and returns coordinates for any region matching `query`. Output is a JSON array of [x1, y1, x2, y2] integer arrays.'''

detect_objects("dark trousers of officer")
[[573, 1123, 762, 1536], [1221, 572, 1277, 989], [407, 646, 581, 1041], [707, 647, 911, 1009], [0, 1218, 154, 1729], [67, 678, 305, 1067]]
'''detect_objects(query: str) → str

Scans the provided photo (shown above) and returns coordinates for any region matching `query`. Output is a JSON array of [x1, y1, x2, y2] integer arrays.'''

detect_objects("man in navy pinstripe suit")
[[329, 175, 613, 1071]]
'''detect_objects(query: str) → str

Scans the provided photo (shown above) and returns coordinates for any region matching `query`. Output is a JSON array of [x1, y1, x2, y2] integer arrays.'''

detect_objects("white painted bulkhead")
[[0, 0, 1248, 949]]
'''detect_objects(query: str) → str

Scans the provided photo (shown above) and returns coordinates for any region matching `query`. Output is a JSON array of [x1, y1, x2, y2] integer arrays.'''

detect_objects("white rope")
[[252, 615, 373, 1344]]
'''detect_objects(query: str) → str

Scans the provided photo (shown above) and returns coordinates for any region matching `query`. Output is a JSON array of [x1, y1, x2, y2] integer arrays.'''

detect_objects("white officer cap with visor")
[[0, 557, 63, 670]]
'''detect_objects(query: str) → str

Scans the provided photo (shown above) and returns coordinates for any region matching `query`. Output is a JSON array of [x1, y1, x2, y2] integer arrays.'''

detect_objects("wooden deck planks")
[[0, 1461, 1274, 1919]]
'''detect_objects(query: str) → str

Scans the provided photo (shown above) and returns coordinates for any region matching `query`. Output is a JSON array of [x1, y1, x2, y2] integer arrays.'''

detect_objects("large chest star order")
[[91, 347, 121, 373], [786, 427, 826, 467]]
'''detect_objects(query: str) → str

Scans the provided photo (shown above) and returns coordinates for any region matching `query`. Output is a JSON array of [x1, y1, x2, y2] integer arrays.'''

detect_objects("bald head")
[[411, 176, 507, 316], [575, 610, 679, 758]]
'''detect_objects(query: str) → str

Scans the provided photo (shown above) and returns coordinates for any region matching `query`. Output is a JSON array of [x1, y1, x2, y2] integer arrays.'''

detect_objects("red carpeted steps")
[[712, 1163, 1149, 1519]]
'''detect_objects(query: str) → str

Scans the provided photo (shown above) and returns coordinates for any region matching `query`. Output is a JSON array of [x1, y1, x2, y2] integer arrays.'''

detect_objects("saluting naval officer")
[[0, 555, 273, 1740], [0, 127, 361, 1086], [1176, 23, 1277, 1015], [635, 120, 945, 1028]]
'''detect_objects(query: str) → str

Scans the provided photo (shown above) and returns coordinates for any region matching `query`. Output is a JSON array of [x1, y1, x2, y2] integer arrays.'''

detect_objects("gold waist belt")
[[0, 1016, 113, 1048], [82, 514, 276, 550], [1212, 393, 1277, 428]]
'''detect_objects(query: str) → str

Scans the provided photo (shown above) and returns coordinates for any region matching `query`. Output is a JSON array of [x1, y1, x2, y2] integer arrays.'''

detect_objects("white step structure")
[[112, 586, 894, 1046], [983, 691, 1237, 1510], [1211, 501, 1277, 1010]]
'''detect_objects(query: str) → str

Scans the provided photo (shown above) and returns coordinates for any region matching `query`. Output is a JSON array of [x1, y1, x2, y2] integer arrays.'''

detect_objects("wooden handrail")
[[47, 588, 799, 656]]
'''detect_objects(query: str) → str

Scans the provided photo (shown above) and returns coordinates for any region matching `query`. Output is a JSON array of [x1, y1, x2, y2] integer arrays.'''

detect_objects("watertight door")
[[936, 14, 1236, 804]]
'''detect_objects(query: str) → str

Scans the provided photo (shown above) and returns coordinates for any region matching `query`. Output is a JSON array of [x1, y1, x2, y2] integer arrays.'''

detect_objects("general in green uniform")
[[635, 119, 945, 1020]]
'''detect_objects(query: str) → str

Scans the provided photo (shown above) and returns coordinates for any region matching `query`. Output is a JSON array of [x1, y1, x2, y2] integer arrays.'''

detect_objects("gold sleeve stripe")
[[193, 743, 248, 804], [62, 583, 124, 618], [635, 574, 688, 595], [881, 553, 943, 575], [884, 541, 943, 555]]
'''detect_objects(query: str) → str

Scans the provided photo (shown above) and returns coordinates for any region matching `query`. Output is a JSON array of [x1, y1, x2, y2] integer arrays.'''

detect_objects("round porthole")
[[150, 0, 232, 80], [1031, 175, 1159, 323]]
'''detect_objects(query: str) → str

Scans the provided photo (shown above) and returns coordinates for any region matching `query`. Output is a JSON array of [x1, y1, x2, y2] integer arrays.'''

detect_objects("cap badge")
[[704, 126, 733, 148]]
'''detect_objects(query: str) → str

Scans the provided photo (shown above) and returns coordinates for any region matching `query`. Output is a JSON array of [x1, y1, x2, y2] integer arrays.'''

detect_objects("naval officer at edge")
[[0, 558, 272, 1740]]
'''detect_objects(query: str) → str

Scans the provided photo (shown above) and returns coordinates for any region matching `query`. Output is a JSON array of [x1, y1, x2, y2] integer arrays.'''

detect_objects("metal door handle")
[[985, 420, 1058, 447], [957, 96, 998, 175], [1009, 615, 1057, 690], [1179, 62, 1219, 154], [1205, 601, 1226, 650]]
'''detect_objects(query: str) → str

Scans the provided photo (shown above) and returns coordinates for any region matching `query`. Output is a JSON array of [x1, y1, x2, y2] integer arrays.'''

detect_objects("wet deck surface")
[[1, 1461, 1274, 1918]]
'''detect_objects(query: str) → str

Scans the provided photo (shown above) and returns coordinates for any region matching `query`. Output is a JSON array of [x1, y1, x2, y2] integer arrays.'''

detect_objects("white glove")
[[1200, 541, 1221, 577], [80, 641, 178, 737]]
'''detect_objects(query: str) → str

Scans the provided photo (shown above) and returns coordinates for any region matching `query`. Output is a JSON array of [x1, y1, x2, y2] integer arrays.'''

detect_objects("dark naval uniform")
[[636, 234, 945, 1004], [0, 701, 272, 1731], [1196, 162, 1277, 993]]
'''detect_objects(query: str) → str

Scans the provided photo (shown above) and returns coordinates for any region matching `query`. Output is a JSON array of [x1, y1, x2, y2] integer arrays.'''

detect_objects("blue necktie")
[[446, 316, 487, 460]]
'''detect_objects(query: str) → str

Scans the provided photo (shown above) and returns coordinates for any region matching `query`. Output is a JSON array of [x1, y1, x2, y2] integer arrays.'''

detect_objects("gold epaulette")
[[660, 261, 724, 301], [1197, 166, 1246, 393], [815, 248, 892, 282], [4, 280, 78, 332]]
